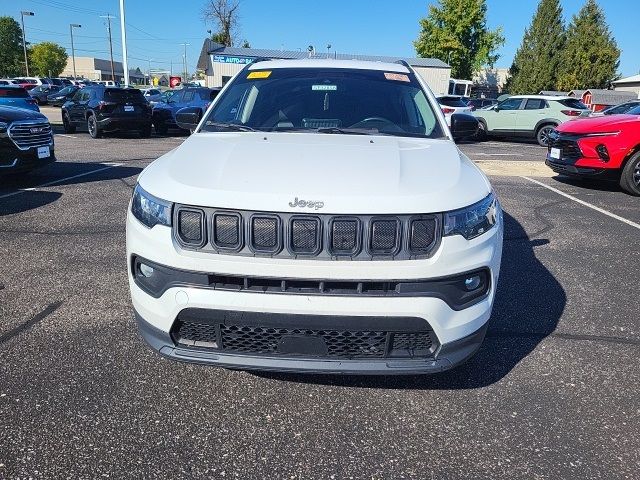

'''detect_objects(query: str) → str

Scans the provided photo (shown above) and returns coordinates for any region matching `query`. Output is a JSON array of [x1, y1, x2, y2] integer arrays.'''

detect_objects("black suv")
[[62, 86, 152, 138], [0, 106, 55, 174]]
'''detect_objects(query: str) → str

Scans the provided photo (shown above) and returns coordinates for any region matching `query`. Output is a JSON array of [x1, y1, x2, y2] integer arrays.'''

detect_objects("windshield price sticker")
[[312, 85, 337, 91], [247, 71, 272, 79], [384, 72, 410, 82]]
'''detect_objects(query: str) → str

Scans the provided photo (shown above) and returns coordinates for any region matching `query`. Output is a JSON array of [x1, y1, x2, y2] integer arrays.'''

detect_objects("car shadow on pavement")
[[551, 175, 624, 193], [0, 162, 142, 216], [255, 211, 566, 389]]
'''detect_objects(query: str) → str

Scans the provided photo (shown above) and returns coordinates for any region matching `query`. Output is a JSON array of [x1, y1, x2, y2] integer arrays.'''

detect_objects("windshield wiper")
[[204, 121, 259, 132], [316, 127, 380, 135]]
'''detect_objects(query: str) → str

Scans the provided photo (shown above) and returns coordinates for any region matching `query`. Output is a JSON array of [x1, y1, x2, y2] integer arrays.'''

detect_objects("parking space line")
[[521, 176, 640, 230], [0, 162, 122, 200], [56, 134, 78, 139]]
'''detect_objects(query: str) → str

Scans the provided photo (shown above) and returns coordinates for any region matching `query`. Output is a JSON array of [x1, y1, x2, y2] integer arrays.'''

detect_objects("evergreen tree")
[[505, 0, 565, 94], [0, 17, 25, 77], [557, 0, 619, 90], [414, 0, 504, 79]]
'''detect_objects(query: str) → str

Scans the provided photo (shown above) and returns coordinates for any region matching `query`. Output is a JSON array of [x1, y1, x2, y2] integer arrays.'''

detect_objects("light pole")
[[180, 43, 190, 81], [70, 24, 81, 80], [20, 11, 34, 76], [119, 0, 130, 87]]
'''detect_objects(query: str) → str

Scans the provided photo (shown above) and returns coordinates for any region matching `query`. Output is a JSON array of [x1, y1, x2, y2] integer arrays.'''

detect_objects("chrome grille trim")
[[173, 205, 442, 261], [7, 120, 53, 151]]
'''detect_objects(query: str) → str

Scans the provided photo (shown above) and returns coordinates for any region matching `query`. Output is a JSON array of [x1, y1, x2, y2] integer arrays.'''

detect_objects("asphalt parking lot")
[[1, 128, 639, 479]]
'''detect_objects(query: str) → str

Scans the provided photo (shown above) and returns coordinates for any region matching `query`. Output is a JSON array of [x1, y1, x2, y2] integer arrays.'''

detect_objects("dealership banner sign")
[[213, 55, 255, 65]]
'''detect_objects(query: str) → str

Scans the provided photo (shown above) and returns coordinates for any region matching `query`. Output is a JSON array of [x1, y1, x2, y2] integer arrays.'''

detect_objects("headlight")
[[444, 193, 500, 240], [131, 184, 173, 228], [0, 122, 7, 134]]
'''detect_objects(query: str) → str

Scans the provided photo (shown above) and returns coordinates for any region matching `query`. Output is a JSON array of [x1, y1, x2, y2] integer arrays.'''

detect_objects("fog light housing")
[[596, 144, 610, 162], [139, 263, 154, 278], [464, 275, 481, 291]]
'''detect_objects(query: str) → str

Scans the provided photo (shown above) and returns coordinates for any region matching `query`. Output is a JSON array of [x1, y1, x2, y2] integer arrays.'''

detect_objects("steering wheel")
[[349, 116, 403, 132]]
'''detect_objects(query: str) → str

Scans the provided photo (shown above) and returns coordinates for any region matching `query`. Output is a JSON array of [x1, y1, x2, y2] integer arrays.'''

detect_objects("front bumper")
[[0, 139, 55, 173], [135, 307, 488, 374], [545, 158, 619, 181], [127, 208, 503, 374]]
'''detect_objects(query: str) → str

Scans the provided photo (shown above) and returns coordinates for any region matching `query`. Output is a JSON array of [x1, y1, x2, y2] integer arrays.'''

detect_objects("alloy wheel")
[[538, 126, 554, 147], [634, 160, 640, 187], [88, 116, 96, 136]]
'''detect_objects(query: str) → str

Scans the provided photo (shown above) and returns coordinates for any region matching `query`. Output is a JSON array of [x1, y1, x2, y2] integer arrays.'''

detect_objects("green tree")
[[506, 0, 565, 94], [557, 0, 619, 90], [29, 42, 68, 77], [0, 16, 25, 77], [414, 0, 504, 79]]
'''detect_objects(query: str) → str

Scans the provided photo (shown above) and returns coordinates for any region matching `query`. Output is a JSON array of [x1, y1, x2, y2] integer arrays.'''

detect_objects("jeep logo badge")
[[289, 197, 324, 210]]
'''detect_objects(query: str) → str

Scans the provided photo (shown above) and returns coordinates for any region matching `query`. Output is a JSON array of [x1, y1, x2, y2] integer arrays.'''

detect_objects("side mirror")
[[493, 106, 500, 112], [176, 106, 201, 132], [451, 113, 479, 141]]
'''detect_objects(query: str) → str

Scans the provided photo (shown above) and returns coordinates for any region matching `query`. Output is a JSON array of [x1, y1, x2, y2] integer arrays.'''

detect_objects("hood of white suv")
[[139, 132, 490, 214]]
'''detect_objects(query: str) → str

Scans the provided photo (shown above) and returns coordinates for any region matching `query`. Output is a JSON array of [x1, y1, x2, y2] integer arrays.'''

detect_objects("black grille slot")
[[410, 218, 436, 252], [171, 320, 437, 359], [290, 217, 321, 254], [251, 216, 280, 252], [548, 135, 582, 159], [330, 218, 359, 254], [213, 213, 241, 248], [177, 209, 204, 245], [370, 219, 399, 254]]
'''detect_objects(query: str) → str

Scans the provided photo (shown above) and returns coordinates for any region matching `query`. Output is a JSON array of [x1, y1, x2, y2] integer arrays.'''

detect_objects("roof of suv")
[[246, 58, 410, 73], [507, 94, 573, 101]]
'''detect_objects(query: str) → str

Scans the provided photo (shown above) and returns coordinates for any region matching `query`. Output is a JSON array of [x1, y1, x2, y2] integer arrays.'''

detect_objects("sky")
[[1, 0, 637, 78]]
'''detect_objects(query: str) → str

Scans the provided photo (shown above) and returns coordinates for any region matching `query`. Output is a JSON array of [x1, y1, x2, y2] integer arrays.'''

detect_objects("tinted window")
[[203, 67, 444, 139], [168, 90, 183, 103], [103, 88, 145, 102], [626, 105, 640, 115], [556, 98, 588, 110], [438, 96, 468, 107], [525, 99, 546, 110], [197, 89, 217, 100], [0, 87, 29, 98], [58, 86, 75, 95], [498, 98, 523, 110]]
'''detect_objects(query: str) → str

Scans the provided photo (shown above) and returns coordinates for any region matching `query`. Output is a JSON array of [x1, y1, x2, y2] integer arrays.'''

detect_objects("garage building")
[[197, 40, 451, 95]]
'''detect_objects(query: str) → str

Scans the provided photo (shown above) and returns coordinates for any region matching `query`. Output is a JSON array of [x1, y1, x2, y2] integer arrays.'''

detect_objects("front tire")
[[619, 151, 640, 196], [87, 114, 101, 139], [62, 112, 76, 134], [536, 124, 556, 147]]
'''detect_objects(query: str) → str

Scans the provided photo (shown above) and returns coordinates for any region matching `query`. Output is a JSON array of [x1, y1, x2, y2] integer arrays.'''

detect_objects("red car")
[[546, 113, 640, 195]]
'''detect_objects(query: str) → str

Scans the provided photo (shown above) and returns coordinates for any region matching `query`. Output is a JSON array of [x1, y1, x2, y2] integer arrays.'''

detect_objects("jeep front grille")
[[172, 206, 441, 261], [8, 121, 53, 151]]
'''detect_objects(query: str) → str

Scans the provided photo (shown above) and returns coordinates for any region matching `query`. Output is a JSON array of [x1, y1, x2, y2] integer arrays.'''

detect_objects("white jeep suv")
[[127, 59, 503, 374]]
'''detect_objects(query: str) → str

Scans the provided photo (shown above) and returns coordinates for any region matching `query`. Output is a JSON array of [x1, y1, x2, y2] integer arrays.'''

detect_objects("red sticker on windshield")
[[384, 72, 410, 82]]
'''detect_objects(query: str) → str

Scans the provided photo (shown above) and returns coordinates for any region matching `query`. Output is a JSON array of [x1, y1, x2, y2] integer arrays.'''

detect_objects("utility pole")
[[180, 43, 190, 81], [119, 0, 130, 87], [147, 59, 153, 86], [20, 11, 34, 76], [70, 24, 81, 79], [100, 14, 116, 82]]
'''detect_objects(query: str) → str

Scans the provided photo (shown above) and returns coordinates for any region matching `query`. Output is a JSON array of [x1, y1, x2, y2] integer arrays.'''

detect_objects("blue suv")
[[152, 87, 220, 134]]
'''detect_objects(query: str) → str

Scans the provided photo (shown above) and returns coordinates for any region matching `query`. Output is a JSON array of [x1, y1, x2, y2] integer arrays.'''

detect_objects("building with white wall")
[[197, 40, 451, 95]]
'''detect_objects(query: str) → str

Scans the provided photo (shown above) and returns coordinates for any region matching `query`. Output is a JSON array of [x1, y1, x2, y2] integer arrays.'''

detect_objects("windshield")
[[0, 87, 29, 98], [438, 96, 468, 107], [201, 67, 444, 138]]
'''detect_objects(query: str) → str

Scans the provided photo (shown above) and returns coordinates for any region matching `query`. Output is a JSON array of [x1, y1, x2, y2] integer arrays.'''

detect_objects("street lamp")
[[70, 24, 81, 80], [20, 11, 35, 76]]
